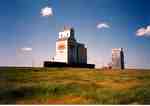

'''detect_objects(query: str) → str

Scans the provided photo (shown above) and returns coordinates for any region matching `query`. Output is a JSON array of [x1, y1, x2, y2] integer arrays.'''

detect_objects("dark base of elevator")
[[44, 61, 95, 69]]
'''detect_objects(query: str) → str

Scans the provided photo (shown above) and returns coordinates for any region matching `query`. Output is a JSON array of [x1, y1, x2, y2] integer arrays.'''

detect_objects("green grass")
[[0, 67, 150, 104]]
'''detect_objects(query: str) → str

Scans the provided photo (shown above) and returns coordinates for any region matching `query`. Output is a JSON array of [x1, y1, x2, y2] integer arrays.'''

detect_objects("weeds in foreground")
[[0, 67, 150, 104]]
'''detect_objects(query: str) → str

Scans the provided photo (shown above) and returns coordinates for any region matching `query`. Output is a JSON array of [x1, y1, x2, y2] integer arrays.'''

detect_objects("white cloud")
[[136, 25, 150, 36], [41, 6, 53, 17], [21, 47, 32, 52], [97, 23, 110, 29]]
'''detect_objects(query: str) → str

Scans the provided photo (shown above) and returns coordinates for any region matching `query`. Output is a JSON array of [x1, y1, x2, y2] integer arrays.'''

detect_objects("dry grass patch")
[[95, 80, 142, 91]]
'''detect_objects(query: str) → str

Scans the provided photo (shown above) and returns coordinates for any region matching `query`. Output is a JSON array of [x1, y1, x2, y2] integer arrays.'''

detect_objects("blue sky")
[[0, 0, 150, 68]]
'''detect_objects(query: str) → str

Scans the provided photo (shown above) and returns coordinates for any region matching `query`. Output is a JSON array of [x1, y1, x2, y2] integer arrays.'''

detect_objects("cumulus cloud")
[[21, 47, 32, 52], [97, 23, 110, 29], [136, 25, 150, 36], [41, 6, 53, 17]]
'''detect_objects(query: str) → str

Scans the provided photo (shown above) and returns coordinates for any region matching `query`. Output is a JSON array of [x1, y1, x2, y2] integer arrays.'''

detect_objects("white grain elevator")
[[54, 27, 87, 64]]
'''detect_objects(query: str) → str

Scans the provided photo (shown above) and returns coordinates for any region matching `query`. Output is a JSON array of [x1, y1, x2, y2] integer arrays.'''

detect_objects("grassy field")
[[0, 67, 150, 104]]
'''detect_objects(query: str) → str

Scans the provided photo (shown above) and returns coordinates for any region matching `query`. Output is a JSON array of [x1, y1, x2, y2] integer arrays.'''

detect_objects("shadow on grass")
[[0, 83, 83, 104]]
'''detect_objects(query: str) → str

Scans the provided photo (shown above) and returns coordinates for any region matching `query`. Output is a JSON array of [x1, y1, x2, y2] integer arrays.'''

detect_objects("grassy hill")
[[0, 67, 150, 104]]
